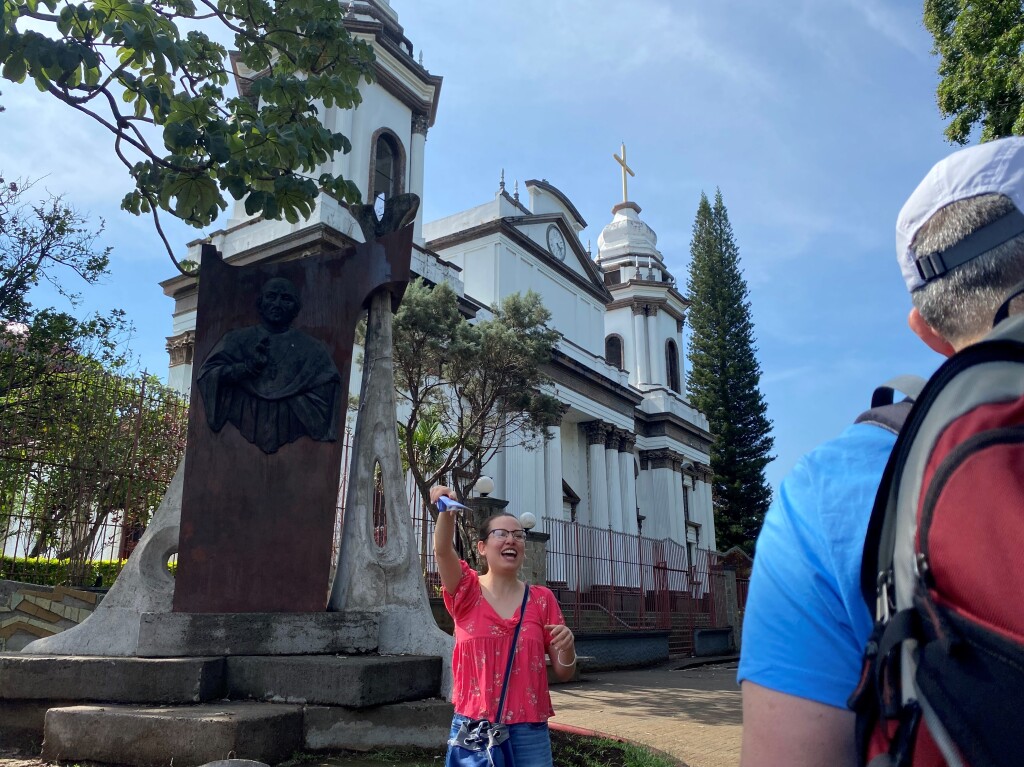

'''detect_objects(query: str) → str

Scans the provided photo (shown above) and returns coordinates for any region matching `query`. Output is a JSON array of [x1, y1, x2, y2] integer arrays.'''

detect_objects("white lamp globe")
[[473, 476, 495, 496], [519, 512, 537, 530]]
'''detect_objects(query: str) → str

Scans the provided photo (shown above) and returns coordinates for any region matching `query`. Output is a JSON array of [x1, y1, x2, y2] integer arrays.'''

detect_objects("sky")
[[0, 0, 962, 492]]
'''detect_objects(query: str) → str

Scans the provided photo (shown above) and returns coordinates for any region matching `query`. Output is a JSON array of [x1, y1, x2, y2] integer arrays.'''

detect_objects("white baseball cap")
[[896, 137, 1024, 292]]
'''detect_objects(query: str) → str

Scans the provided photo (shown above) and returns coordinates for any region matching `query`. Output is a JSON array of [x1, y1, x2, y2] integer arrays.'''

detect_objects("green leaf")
[[2, 56, 27, 83]]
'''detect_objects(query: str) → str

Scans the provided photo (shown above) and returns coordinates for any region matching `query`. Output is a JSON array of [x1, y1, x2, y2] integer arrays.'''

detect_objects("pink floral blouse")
[[443, 560, 566, 724]]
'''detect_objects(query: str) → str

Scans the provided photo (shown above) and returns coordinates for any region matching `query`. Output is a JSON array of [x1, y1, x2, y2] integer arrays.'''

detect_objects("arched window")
[[666, 339, 681, 393], [605, 335, 624, 370], [369, 130, 405, 212]]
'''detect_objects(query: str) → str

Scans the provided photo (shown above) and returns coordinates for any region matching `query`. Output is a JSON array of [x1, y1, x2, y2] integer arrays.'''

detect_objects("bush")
[[0, 555, 176, 588]]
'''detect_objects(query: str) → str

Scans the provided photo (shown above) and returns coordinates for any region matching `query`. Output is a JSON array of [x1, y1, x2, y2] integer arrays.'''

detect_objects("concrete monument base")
[[136, 612, 379, 657], [41, 702, 305, 767], [1, 651, 451, 764]]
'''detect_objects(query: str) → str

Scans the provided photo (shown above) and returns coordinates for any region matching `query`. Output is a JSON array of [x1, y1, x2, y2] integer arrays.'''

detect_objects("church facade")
[[160, 0, 716, 564]]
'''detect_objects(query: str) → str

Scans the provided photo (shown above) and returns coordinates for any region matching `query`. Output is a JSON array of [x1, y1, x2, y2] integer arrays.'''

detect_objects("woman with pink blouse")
[[431, 485, 577, 766]]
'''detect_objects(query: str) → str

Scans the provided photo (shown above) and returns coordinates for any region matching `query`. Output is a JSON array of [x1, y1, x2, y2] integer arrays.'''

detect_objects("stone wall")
[[0, 581, 104, 651], [574, 630, 670, 670]]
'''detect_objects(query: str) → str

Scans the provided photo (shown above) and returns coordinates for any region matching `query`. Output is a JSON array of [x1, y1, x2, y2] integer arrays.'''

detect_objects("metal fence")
[[544, 518, 727, 656], [410, 507, 730, 656], [0, 347, 188, 587]]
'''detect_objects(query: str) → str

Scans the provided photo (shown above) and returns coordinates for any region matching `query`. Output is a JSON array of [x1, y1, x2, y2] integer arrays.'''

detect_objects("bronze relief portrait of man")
[[197, 277, 342, 454]]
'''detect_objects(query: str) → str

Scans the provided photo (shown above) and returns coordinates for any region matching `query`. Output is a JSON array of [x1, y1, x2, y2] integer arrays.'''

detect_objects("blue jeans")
[[446, 713, 553, 767]]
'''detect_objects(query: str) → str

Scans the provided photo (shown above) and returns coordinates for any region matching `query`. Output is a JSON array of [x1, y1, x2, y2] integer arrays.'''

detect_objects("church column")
[[543, 410, 566, 528], [583, 421, 609, 529], [410, 114, 429, 246], [643, 450, 676, 539], [669, 454, 684, 543], [646, 305, 662, 387], [165, 330, 195, 396], [677, 318, 686, 385], [604, 430, 623, 532], [490, 439, 507, 501], [504, 437, 544, 520], [632, 304, 649, 386], [618, 434, 637, 535], [694, 463, 715, 552]]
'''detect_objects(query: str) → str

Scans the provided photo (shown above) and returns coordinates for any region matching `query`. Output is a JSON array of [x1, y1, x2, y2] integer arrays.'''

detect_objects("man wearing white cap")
[[737, 137, 1024, 766]]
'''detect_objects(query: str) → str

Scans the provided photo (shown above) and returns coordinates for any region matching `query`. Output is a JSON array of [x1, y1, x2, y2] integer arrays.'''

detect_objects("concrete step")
[[227, 655, 442, 707], [304, 698, 453, 751], [0, 700, 56, 751], [42, 702, 303, 767], [0, 654, 225, 703]]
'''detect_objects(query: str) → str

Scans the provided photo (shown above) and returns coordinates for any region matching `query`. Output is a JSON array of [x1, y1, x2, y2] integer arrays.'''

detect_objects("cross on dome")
[[613, 142, 636, 203]]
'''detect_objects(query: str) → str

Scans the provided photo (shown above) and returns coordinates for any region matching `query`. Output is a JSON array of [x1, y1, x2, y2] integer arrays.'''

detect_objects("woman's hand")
[[546, 624, 575, 662], [430, 485, 457, 505], [432, 485, 462, 594], [546, 623, 577, 681]]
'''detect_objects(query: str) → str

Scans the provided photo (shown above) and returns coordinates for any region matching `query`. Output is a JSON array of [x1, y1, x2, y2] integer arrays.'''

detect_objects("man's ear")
[[908, 307, 956, 357]]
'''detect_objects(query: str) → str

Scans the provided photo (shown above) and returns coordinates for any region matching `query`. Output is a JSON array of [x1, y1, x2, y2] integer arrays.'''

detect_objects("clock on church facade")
[[546, 223, 567, 261]]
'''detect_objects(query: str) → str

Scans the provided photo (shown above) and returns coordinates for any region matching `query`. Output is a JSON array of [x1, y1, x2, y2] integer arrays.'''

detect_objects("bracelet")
[[555, 649, 577, 666]]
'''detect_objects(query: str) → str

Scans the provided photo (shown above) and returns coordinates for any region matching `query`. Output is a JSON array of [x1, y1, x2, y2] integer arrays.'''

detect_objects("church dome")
[[597, 202, 663, 264]]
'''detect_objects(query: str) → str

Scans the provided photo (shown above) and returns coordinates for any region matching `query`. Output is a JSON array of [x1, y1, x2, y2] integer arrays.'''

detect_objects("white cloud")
[[410, 0, 777, 103], [840, 0, 925, 57]]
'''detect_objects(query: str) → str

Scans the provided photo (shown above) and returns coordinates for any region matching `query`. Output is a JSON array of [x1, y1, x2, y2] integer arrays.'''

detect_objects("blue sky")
[[1, 0, 962, 492]]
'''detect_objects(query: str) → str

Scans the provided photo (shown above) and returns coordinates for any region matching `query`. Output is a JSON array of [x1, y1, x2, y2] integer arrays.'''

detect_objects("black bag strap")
[[869, 375, 926, 408], [494, 583, 530, 723], [855, 377, 922, 605], [855, 376, 923, 435]]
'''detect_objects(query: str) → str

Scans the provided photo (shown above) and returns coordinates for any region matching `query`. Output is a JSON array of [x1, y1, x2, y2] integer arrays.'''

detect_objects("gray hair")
[[911, 193, 1024, 346]]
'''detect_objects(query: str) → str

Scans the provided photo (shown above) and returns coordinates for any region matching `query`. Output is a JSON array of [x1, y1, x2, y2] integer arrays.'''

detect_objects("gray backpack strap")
[[856, 376, 926, 436]]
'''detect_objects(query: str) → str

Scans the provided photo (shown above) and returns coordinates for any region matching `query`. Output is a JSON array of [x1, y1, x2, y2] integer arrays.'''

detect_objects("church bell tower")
[[162, 0, 443, 393], [596, 144, 690, 395]]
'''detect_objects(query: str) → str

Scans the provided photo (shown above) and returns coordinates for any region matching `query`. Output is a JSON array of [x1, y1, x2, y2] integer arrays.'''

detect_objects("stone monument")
[[5, 195, 455, 763]]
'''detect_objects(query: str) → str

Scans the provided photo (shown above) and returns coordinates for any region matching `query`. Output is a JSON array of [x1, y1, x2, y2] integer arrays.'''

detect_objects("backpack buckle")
[[877, 570, 894, 623]]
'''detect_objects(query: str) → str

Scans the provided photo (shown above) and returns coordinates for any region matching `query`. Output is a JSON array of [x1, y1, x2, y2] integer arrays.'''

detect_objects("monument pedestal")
[[135, 612, 379, 657], [0, 650, 453, 764]]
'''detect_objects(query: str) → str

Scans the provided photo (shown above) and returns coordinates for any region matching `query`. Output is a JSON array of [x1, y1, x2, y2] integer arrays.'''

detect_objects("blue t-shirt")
[[737, 422, 897, 709]]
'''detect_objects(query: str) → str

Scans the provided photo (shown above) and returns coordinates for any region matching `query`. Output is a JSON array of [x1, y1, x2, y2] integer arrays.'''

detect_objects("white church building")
[[160, 0, 717, 566]]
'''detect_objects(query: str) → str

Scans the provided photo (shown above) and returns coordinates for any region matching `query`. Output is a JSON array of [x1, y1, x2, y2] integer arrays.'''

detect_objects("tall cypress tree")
[[686, 190, 774, 554]]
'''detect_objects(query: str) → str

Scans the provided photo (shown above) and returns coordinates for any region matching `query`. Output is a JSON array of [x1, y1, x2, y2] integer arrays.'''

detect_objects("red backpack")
[[850, 297, 1024, 767]]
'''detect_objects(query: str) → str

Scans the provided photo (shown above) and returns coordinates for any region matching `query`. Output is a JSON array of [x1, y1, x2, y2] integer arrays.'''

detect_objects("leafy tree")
[[0, 175, 181, 586], [925, 0, 1024, 143], [686, 190, 774, 555], [392, 279, 562, 561], [0, 174, 131, 369], [0, 348, 187, 586], [1, 0, 376, 270]]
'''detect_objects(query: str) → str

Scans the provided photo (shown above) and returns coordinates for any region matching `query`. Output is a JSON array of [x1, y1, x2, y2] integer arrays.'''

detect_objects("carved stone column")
[[582, 421, 609, 529], [618, 434, 637, 535], [544, 406, 568, 525], [641, 449, 676, 539], [410, 114, 429, 245], [604, 429, 623, 531], [692, 462, 715, 552], [165, 331, 195, 396], [645, 304, 661, 387], [631, 304, 649, 386], [669, 455, 684, 543]]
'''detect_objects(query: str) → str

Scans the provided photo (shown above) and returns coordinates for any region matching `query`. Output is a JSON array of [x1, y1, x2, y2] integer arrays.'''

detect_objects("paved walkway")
[[549, 657, 741, 767]]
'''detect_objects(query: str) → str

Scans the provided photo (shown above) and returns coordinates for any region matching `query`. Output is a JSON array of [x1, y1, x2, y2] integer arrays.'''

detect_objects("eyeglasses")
[[487, 528, 527, 541]]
